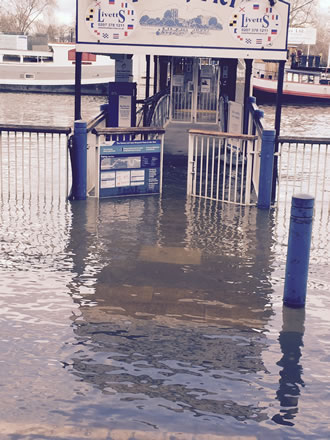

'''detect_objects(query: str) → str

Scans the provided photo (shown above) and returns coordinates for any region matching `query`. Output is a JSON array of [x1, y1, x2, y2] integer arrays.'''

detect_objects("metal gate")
[[187, 129, 259, 206], [170, 58, 219, 124]]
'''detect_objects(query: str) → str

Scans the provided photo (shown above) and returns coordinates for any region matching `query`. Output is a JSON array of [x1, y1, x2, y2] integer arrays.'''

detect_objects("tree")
[[0, 0, 57, 34], [288, 0, 318, 26]]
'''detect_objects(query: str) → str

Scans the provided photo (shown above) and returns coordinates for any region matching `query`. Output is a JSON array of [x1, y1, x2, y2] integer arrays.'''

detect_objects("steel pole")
[[283, 194, 314, 308], [74, 51, 82, 121]]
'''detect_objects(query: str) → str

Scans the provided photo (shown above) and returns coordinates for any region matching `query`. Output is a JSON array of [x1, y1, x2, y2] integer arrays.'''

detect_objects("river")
[[0, 93, 329, 439]]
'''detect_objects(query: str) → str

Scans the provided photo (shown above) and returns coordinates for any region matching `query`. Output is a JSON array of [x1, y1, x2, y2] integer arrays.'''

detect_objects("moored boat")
[[0, 39, 115, 95], [253, 61, 330, 103]]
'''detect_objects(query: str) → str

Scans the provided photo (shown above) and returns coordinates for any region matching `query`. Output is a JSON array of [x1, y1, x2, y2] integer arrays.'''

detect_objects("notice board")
[[99, 140, 162, 198]]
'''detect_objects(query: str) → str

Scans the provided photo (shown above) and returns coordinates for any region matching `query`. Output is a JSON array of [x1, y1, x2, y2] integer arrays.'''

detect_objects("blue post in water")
[[72, 120, 87, 200], [257, 129, 276, 210], [284, 194, 314, 308]]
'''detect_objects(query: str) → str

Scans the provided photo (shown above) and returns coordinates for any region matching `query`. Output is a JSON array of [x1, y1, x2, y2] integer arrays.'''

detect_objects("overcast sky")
[[55, 0, 330, 25], [56, 0, 75, 25]]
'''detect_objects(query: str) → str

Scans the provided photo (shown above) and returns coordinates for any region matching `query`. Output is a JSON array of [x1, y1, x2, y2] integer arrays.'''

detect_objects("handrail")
[[136, 87, 170, 127], [92, 127, 165, 136], [0, 124, 72, 135], [86, 110, 106, 133], [247, 98, 266, 134], [278, 136, 330, 144], [189, 129, 258, 141]]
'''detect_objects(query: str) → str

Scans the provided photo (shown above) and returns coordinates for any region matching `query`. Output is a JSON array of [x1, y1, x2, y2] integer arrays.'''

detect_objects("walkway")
[[164, 122, 219, 155]]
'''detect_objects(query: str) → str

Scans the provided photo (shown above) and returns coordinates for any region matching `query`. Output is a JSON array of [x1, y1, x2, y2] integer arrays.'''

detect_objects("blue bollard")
[[72, 120, 87, 200], [283, 194, 314, 308], [257, 129, 276, 210]]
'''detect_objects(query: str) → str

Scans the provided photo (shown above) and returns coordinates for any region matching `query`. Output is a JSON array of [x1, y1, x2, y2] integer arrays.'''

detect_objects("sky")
[[54, 0, 330, 25], [56, 0, 75, 25]]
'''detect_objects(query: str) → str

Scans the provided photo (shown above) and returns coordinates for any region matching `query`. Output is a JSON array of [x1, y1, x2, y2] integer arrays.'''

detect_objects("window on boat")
[[23, 56, 38, 63], [302, 75, 308, 83], [293, 73, 299, 82], [3, 54, 21, 62], [24, 73, 35, 79], [41, 56, 52, 63]]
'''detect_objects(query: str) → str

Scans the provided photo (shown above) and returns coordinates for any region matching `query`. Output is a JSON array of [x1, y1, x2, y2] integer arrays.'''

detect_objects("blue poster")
[[99, 140, 162, 198]]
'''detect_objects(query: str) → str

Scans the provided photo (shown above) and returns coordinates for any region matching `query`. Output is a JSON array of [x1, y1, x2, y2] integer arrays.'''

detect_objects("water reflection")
[[272, 306, 305, 427], [64, 159, 278, 433]]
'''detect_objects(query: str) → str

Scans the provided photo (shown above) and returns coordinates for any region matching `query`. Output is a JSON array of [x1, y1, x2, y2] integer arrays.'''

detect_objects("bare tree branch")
[[0, 0, 57, 34]]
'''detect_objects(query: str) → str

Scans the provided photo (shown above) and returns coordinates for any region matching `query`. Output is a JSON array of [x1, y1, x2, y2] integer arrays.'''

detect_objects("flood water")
[[0, 93, 329, 439]]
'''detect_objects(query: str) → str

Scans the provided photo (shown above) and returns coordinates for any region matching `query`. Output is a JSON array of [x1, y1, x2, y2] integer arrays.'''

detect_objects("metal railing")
[[0, 124, 72, 200], [187, 130, 258, 205], [136, 88, 170, 127], [150, 93, 170, 128], [187, 97, 277, 207], [171, 90, 193, 122], [277, 137, 330, 209]]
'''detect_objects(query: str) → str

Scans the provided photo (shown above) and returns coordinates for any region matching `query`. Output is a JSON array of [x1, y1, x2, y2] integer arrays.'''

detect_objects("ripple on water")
[[0, 97, 329, 439]]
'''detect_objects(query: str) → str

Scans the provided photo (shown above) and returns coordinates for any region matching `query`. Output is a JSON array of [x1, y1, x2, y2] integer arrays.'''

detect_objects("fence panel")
[[277, 137, 329, 209], [0, 125, 71, 201]]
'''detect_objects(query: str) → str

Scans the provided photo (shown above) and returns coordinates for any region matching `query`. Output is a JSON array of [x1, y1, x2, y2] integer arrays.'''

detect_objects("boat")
[[253, 60, 330, 103], [0, 37, 115, 95]]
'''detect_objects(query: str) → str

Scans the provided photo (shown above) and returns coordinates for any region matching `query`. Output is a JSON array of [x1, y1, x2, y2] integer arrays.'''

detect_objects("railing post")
[[72, 120, 87, 200], [187, 132, 194, 196], [283, 194, 314, 308], [257, 129, 276, 209]]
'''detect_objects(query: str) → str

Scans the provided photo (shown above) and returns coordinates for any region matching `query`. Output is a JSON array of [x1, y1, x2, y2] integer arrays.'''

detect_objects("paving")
[[163, 121, 219, 155]]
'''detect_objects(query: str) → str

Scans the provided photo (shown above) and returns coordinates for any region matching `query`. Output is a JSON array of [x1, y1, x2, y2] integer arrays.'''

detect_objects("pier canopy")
[[76, 0, 290, 60]]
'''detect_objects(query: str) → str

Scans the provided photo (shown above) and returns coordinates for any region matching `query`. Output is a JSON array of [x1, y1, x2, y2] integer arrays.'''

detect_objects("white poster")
[[77, 0, 290, 60], [118, 95, 131, 128], [115, 58, 133, 82], [288, 28, 317, 46], [228, 101, 243, 134], [116, 171, 131, 187], [131, 170, 145, 186], [101, 171, 116, 188], [172, 75, 184, 87], [201, 78, 211, 93]]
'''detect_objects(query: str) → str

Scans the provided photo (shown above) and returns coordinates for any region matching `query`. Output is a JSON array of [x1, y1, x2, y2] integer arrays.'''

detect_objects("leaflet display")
[[99, 140, 162, 198]]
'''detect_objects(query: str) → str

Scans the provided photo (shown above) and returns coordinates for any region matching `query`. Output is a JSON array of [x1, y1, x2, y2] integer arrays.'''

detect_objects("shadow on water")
[[63, 156, 283, 436], [272, 307, 305, 428]]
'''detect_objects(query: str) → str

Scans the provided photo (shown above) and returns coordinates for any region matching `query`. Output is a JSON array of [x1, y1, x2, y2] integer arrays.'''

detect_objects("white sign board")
[[76, 0, 290, 60], [115, 58, 133, 81], [228, 101, 243, 153], [201, 78, 211, 93], [118, 95, 132, 127], [228, 101, 243, 134], [172, 75, 184, 87], [288, 28, 317, 45]]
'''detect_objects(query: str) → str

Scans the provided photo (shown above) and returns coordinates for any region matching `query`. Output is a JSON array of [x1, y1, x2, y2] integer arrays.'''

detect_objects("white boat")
[[0, 41, 115, 95], [253, 61, 330, 102]]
